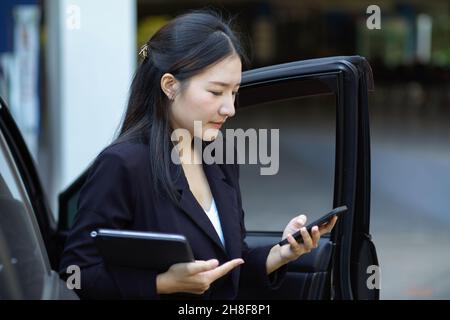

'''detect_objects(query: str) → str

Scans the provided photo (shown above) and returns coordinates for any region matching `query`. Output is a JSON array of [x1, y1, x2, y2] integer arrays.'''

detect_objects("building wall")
[[45, 0, 137, 215]]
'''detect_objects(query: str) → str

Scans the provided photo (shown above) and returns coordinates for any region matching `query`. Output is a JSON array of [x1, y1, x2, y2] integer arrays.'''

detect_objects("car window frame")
[[0, 127, 54, 299], [0, 128, 52, 271], [0, 98, 58, 264]]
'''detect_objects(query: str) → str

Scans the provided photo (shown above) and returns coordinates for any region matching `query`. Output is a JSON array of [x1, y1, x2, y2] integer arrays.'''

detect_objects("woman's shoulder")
[[94, 139, 150, 172], [100, 139, 148, 156]]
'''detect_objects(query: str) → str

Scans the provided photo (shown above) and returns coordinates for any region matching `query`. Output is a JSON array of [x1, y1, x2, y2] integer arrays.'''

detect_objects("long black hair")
[[113, 9, 248, 205]]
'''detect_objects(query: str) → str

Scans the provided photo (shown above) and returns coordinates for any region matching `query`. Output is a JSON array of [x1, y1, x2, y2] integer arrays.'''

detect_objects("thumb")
[[188, 259, 219, 275], [294, 215, 307, 227]]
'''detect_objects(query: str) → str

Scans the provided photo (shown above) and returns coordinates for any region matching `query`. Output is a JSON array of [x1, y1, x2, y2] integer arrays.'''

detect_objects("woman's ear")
[[160, 73, 179, 100]]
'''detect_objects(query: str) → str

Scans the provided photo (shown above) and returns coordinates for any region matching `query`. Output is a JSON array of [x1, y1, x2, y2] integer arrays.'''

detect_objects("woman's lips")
[[210, 121, 224, 129]]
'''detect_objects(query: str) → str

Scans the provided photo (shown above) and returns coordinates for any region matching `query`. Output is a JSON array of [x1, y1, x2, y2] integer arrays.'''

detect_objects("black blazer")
[[59, 140, 287, 299]]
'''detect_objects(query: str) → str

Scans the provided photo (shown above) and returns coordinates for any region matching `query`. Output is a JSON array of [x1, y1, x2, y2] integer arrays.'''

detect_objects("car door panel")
[[0, 97, 59, 266], [0, 98, 78, 299], [237, 234, 333, 300]]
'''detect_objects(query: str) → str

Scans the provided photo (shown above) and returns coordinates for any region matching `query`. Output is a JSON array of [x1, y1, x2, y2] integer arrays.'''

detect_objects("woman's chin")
[[201, 129, 220, 141], [203, 134, 218, 142]]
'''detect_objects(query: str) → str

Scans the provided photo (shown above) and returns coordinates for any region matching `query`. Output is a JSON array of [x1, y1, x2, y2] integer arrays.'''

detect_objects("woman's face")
[[169, 54, 242, 141]]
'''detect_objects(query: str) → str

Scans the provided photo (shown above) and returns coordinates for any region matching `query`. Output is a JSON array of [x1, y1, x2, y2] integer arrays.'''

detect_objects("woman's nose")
[[220, 95, 236, 118]]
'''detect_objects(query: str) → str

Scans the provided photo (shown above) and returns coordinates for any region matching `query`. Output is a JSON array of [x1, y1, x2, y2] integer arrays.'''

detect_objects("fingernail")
[[210, 259, 218, 265]]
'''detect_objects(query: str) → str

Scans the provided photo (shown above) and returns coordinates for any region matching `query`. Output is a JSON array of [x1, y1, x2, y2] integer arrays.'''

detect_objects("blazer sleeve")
[[230, 163, 288, 291], [59, 151, 160, 300]]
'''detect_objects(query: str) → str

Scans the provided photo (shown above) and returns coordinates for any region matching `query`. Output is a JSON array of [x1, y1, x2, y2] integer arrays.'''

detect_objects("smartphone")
[[278, 205, 347, 246]]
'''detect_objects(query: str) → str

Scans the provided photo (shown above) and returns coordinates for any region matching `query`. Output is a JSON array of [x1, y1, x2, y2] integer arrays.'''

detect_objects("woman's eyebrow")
[[209, 81, 240, 87]]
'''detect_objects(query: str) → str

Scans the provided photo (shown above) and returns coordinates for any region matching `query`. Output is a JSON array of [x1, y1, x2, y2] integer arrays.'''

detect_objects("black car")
[[0, 56, 379, 300]]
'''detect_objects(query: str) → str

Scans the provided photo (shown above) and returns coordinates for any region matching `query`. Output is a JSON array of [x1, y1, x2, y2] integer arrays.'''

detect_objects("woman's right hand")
[[156, 258, 244, 295]]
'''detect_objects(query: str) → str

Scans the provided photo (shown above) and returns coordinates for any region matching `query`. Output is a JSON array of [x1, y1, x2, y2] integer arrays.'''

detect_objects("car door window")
[[0, 129, 49, 299], [224, 92, 336, 232]]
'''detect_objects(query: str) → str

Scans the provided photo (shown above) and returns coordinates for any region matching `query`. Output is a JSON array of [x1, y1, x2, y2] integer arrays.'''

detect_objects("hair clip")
[[139, 44, 149, 60]]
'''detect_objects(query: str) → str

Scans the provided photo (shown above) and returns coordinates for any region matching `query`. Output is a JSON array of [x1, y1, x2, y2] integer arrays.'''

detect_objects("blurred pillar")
[[45, 0, 137, 216], [416, 14, 432, 64], [0, 0, 40, 159]]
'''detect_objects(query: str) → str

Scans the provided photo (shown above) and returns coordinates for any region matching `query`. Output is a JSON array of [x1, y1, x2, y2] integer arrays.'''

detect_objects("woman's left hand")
[[278, 214, 338, 263]]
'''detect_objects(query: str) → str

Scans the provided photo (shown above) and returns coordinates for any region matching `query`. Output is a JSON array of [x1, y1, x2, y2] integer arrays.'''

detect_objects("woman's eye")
[[209, 91, 238, 97]]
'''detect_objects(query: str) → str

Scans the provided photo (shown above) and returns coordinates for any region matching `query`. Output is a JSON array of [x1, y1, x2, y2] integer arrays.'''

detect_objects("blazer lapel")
[[169, 153, 241, 259], [202, 161, 243, 294], [202, 162, 242, 260], [170, 159, 228, 255]]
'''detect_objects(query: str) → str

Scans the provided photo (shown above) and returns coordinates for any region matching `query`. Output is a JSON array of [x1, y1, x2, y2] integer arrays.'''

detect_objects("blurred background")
[[0, 0, 449, 299]]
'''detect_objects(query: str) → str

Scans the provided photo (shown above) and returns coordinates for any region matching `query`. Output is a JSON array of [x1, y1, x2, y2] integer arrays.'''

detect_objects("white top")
[[204, 198, 225, 247]]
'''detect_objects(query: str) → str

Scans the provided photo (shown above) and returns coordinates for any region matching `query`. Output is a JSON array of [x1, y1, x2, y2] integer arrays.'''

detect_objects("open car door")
[[232, 56, 379, 300], [58, 56, 379, 300], [0, 97, 77, 299]]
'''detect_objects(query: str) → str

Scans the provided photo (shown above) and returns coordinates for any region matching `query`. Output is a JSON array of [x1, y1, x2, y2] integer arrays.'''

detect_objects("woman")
[[59, 10, 337, 300]]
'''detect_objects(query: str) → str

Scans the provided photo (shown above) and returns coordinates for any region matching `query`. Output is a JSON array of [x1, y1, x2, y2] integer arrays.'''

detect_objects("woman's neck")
[[174, 135, 203, 166]]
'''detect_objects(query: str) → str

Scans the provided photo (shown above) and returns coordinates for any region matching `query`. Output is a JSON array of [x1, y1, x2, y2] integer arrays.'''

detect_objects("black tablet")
[[91, 229, 195, 272]]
